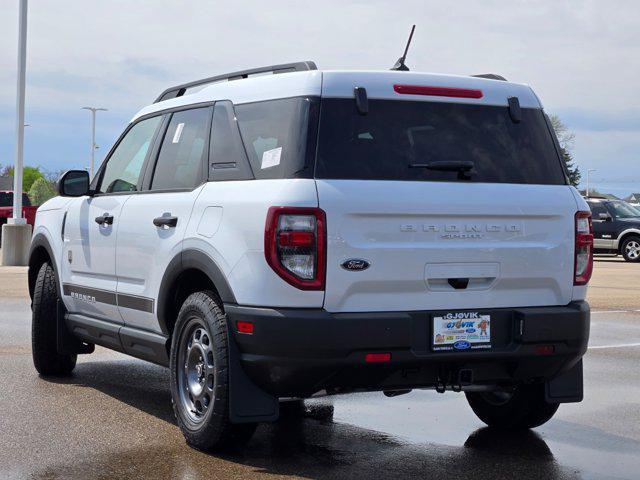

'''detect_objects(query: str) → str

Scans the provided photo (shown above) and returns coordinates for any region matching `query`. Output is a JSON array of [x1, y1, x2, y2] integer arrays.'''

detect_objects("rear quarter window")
[[587, 202, 608, 217], [235, 97, 319, 180], [315, 98, 566, 185]]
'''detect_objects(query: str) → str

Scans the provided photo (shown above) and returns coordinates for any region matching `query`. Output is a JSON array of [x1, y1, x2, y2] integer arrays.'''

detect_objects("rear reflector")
[[535, 345, 555, 356], [237, 321, 254, 334], [365, 353, 391, 363], [394, 84, 483, 99]]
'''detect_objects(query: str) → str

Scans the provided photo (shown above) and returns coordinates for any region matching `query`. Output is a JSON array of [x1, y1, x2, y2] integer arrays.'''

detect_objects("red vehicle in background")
[[0, 191, 38, 244]]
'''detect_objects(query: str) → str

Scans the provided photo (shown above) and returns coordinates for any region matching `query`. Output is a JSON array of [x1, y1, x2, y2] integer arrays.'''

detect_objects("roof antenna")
[[391, 25, 416, 71]]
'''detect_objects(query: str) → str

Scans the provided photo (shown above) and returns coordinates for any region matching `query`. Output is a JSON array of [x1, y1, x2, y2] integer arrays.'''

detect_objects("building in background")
[[625, 193, 640, 206], [0, 177, 12, 190]]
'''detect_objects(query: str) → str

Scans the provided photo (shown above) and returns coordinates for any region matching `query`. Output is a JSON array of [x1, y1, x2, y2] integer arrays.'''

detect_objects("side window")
[[98, 116, 162, 194], [588, 202, 608, 218], [150, 107, 210, 191], [209, 101, 253, 181]]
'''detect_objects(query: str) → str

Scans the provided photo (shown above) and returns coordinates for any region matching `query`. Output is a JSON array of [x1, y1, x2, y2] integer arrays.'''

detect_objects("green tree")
[[28, 177, 57, 205], [1, 165, 45, 192], [549, 115, 581, 187]]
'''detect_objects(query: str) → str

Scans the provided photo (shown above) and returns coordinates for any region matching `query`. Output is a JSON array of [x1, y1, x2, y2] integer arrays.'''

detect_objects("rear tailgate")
[[318, 181, 577, 312], [316, 72, 577, 313]]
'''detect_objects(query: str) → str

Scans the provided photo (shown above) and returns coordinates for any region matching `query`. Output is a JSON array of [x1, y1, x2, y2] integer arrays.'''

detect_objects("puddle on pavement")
[[330, 390, 640, 480]]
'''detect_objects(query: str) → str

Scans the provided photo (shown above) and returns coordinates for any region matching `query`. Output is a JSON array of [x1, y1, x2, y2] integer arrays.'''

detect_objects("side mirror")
[[598, 212, 612, 222], [58, 170, 91, 197]]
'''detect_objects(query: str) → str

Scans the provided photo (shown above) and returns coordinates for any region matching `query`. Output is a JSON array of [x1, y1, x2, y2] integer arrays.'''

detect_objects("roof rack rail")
[[471, 73, 507, 81], [154, 61, 318, 103]]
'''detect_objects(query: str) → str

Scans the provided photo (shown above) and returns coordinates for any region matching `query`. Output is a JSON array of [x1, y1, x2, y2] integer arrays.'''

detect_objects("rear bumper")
[[225, 301, 590, 398]]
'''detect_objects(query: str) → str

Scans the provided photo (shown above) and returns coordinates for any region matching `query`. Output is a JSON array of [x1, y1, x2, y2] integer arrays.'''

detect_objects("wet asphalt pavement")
[[1, 260, 640, 479]]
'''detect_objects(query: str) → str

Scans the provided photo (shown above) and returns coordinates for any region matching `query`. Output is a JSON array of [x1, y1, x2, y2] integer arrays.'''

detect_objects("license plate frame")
[[431, 312, 492, 352]]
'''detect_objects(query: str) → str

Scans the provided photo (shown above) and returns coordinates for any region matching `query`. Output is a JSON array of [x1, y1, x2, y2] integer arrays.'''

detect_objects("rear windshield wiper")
[[409, 160, 474, 171], [409, 160, 474, 180]]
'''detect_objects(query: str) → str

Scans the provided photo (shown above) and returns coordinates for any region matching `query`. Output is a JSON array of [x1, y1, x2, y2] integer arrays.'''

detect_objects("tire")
[[621, 236, 640, 262], [32, 263, 77, 375], [465, 383, 559, 430], [169, 291, 256, 451]]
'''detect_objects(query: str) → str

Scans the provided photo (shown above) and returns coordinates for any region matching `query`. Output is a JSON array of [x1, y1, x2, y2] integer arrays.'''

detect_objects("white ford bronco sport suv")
[[28, 61, 592, 450]]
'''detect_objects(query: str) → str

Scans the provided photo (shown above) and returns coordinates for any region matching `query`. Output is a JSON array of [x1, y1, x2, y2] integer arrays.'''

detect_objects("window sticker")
[[172, 123, 185, 143], [261, 147, 282, 169]]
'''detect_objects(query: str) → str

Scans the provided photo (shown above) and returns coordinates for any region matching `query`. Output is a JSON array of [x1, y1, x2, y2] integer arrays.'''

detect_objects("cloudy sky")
[[1, 0, 639, 195]]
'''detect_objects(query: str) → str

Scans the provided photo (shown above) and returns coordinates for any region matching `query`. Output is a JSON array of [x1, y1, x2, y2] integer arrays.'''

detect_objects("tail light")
[[574, 211, 594, 285], [265, 207, 326, 290]]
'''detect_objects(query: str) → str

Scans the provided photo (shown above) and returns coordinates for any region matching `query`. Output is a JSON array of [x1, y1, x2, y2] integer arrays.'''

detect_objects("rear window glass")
[[0, 192, 30, 206], [235, 97, 318, 179], [315, 99, 566, 185]]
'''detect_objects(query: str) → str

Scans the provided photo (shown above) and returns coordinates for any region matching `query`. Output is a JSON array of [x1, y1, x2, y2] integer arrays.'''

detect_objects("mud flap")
[[228, 333, 279, 423], [56, 300, 94, 355], [545, 359, 583, 403]]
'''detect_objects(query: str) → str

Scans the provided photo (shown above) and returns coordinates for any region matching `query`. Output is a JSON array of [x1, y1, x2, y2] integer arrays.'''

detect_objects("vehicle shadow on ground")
[[39, 360, 584, 479]]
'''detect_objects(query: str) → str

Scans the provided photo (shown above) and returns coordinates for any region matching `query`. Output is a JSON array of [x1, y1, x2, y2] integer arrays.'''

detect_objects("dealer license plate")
[[432, 312, 491, 351]]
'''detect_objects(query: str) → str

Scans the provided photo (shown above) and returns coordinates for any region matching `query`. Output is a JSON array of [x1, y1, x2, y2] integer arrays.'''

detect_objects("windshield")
[[315, 98, 566, 184], [608, 201, 640, 218]]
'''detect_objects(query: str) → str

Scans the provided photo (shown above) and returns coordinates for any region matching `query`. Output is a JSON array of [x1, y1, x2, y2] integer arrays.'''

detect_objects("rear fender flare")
[[157, 249, 236, 335], [615, 228, 640, 251]]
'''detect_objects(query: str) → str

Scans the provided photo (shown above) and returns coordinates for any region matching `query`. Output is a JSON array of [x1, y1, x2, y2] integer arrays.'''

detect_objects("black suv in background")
[[586, 197, 640, 262]]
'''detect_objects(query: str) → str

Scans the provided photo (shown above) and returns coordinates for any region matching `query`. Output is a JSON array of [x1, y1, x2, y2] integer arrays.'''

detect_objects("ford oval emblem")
[[341, 259, 370, 271], [453, 340, 471, 350]]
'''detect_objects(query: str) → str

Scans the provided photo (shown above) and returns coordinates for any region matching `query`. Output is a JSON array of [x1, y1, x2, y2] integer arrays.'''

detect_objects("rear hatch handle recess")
[[409, 160, 474, 180]]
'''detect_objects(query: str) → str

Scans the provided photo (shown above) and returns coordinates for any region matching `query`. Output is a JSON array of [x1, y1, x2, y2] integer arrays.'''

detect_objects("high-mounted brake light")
[[265, 207, 326, 290], [394, 84, 483, 99], [574, 211, 594, 285]]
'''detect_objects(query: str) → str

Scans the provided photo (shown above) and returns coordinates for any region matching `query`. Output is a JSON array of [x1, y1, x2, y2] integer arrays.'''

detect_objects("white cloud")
[[0, 0, 639, 191]]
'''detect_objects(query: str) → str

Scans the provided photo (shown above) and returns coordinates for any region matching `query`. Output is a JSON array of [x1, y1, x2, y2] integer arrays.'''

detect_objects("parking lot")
[[0, 257, 638, 479]]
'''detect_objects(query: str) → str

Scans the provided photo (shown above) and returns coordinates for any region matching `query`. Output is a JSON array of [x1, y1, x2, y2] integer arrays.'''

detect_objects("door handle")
[[95, 213, 114, 225], [153, 215, 178, 228]]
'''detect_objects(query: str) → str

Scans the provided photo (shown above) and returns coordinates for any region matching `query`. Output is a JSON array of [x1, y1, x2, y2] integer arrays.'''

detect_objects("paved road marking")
[[589, 343, 640, 350], [592, 309, 640, 314]]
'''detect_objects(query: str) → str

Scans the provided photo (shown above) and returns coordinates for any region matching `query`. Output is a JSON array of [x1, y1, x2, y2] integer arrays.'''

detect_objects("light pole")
[[2, 0, 31, 266], [586, 169, 596, 197], [81, 107, 107, 178], [11, 0, 28, 224]]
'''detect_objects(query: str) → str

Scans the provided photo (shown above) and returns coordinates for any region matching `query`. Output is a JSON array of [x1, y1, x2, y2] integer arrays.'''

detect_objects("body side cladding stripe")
[[62, 283, 155, 313], [116, 293, 155, 313]]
